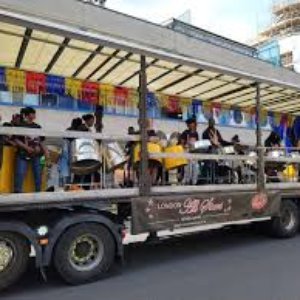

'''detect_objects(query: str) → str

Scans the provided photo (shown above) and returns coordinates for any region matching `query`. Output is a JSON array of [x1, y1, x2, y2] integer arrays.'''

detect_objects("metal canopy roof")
[[0, 0, 300, 114]]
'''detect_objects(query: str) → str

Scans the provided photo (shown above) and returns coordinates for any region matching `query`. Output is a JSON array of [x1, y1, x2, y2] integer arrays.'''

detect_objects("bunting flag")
[[115, 86, 128, 114], [65, 78, 82, 99], [127, 88, 139, 116], [167, 95, 181, 114], [156, 93, 166, 107], [274, 112, 282, 127], [26, 72, 46, 94], [99, 84, 115, 113], [0, 65, 295, 134], [6, 69, 26, 92], [46, 75, 65, 96], [82, 81, 99, 104], [0, 67, 5, 86], [202, 101, 212, 120]]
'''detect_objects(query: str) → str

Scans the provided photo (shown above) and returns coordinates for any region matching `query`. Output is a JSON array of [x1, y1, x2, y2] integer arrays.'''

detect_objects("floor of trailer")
[[0, 183, 299, 211]]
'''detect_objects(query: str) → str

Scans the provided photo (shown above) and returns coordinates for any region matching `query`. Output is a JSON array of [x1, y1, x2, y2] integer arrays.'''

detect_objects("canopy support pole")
[[138, 55, 150, 196], [255, 82, 265, 192]]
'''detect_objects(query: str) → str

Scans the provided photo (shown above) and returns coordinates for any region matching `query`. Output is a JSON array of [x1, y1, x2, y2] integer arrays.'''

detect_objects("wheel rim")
[[281, 207, 296, 231], [68, 234, 104, 272], [0, 240, 14, 272]]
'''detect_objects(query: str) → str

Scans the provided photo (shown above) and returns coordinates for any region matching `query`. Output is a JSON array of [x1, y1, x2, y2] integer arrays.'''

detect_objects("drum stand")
[[168, 169, 178, 185]]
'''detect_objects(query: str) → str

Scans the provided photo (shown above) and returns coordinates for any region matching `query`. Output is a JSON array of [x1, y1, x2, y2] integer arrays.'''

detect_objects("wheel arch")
[[0, 221, 42, 267]]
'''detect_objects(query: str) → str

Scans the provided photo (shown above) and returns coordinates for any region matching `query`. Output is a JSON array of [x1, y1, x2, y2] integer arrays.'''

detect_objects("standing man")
[[202, 117, 230, 183], [14, 107, 48, 193], [202, 117, 228, 150], [180, 117, 199, 185]]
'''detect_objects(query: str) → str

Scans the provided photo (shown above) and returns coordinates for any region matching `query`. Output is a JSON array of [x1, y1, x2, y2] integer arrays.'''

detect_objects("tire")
[[268, 200, 299, 238], [0, 232, 30, 291], [54, 223, 116, 285]]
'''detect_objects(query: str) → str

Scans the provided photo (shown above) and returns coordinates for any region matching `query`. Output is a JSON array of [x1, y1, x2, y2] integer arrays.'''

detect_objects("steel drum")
[[133, 142, 162, 166], [71, 139, 101, 175], [246, 151, 257, 166], [267, 150, 285, 158], [221, 146, 235, 155], [290, 152, 300, 159], [104, 142, 127, 171], [164, 145, 188, 171], [190, 140, 211, 153]]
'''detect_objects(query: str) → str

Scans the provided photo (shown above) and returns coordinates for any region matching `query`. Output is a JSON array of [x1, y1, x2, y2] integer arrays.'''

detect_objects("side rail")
[[150, 146, 300, 187], [0, 126, 140, 204]]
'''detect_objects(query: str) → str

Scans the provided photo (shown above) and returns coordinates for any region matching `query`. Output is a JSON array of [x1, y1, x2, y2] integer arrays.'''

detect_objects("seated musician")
[[180, 117, 199, 185], [264, 131, 282, 182], [265, 131, 281, 149], [14, 107, 48, 193]]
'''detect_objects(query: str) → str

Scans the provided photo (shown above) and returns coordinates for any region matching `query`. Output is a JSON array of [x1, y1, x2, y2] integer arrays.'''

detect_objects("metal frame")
[[86, 49, 120, 80], [1, 3, 300, 200], [15, 27, 32, 68], [138, 55, 150, 196], [45, 37, 70, 73]]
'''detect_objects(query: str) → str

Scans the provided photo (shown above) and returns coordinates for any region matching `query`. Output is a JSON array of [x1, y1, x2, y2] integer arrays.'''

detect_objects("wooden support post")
[[138, 55, 150, 196], [255, 82, 265, 192]]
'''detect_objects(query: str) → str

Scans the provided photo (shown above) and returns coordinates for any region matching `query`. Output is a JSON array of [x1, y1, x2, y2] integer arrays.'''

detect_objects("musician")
[[59, 118, 84, 187], [202, 118, 231, 183], [82, 114, 95, 132], [14, 107, 48, 193], [265, 131, 281, 148], [180, 117, 199, 185], [202, 117, 229, 150], [180, 117, 199, 147], [265, 131, 282, 182]]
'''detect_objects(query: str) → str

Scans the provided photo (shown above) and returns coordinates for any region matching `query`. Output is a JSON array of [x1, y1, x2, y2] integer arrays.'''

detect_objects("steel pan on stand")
[[102, 142, 128, 188], [103, 142, 127, 171], [71, 139, 102, 175], [189, 140, 211, 153], [265, 149, 286, 182]]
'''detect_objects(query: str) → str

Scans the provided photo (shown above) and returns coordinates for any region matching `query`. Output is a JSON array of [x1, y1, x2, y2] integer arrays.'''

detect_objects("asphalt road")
[[4, 227, 300, 300]]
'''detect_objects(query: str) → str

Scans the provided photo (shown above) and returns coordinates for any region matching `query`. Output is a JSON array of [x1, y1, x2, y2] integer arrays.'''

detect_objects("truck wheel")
[[54, 223, 116, 285], [268, 200, 299, 238], [0, 232, 30, 291]]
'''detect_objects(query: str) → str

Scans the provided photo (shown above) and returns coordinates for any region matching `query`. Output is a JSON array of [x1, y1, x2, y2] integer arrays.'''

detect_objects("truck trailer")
[[0, 0, 300, 291]]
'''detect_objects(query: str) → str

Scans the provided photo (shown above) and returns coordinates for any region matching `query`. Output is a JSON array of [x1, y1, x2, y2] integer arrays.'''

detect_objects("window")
[[281, 51, 294, 70]]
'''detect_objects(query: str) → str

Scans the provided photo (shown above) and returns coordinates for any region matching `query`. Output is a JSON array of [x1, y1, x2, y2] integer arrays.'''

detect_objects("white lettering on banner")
[[78, 0, 106, 7]]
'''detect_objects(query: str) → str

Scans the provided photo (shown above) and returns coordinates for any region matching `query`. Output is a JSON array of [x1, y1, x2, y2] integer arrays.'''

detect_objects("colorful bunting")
[[0, 66, 294, 132]]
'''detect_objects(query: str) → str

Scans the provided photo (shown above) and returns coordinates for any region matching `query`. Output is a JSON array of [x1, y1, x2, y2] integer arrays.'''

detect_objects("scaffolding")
[[259, 0, 300, 40]]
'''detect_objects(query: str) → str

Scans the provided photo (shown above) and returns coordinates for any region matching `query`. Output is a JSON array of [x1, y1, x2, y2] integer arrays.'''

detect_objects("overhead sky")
[[107, 0, 275, 43]]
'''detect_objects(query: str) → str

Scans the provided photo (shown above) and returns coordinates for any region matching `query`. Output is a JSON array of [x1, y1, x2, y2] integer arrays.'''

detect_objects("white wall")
[[1, 106, 268, 146], [278, 34, 300, 73]]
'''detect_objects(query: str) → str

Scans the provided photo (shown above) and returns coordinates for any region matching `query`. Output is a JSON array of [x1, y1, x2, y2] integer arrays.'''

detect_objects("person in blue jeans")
[[14, 107, 48, 193]]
